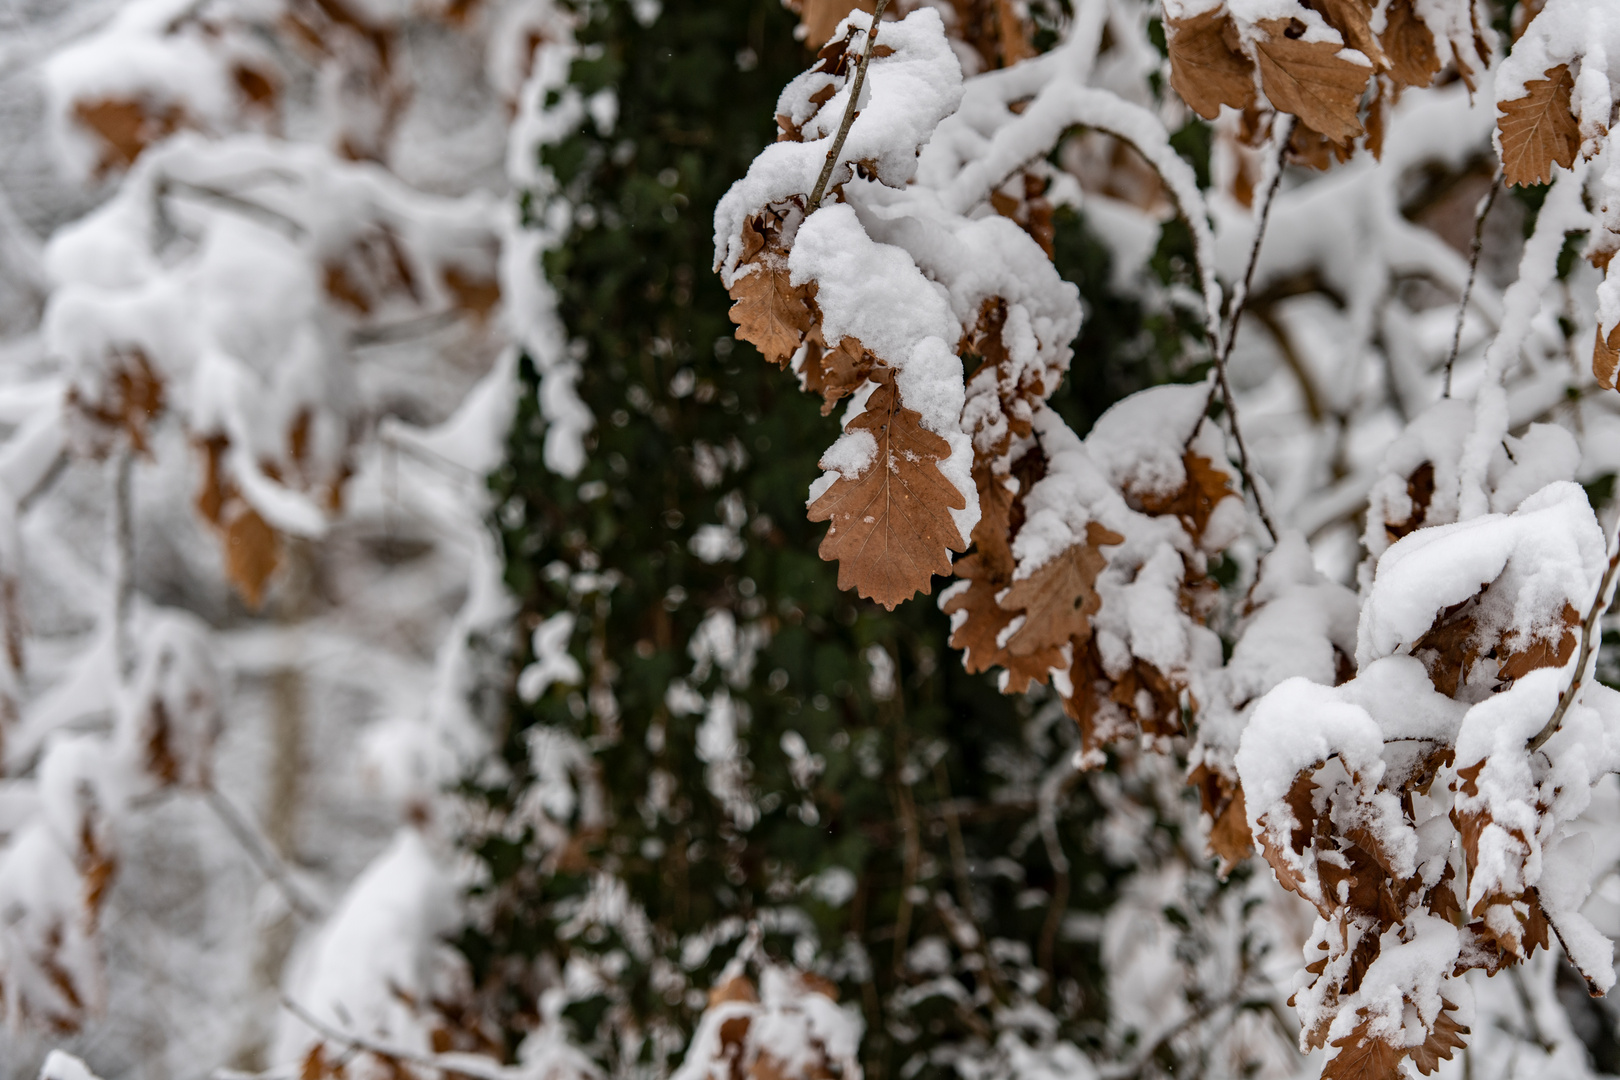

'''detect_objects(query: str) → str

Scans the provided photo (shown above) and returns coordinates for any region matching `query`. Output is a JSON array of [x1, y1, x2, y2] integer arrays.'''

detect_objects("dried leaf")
[[1289, 120, 1355, 168], [1127, 451, 1235, 545], [74, 98, 186, 174], [1594, 320, 1620, 390], [709, 974, 758, 1007], [323, 227, 419, 315], [442, 266, 501, 322], [66, 348, 167, 457], [1166, 7, 1257, 121], [1498, 64, 1580, 188], [999, 521, 1122, 656], [992, 0, 1036, 66], [1254, 17, 1371, 144], [808, 371, 968, 609], [728, 261, 812, 367], [1407, 1002, 1469, 1076], [1323, 1021, 1405, 1080], [224, 506, 281, 609], [1191, 764, 1253, 872], [1411, 598, 1480, 698], [1496, 602, 1579, 680], [1379, 0, 1440, 89], [793, 0, 876, 49], [944, 459, 1065, 692], [1305, 0, 1386, 72], [802, 330, 872, 413], [1383, 461, 1434, 543]]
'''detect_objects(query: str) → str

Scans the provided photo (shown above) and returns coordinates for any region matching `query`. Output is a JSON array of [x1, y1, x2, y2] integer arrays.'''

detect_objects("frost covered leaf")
[[1410, 592, 1577, 697], [728, 261, 812, 368], [1323, 1022, 1404, 1080], [1378, 0, 1441, 89], [1497, 64, 1580, 188], [1253, 18, 1370, 144], [1127, 451, 1235, 546], [1165, 7, 1257, 120], [1594, 321, 1620, 390], [808, 370, 967, 609], [1307, 0, 1386, 75], [999, 521, 1121, 656]]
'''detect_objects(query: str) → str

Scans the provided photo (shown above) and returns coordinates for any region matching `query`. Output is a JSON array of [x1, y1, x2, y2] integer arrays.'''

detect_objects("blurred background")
[[0, 0, 1619, 1078]]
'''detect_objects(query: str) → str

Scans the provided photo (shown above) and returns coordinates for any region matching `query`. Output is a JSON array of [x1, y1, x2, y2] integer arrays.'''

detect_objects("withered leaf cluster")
[[1164, 0, 1482, 167]]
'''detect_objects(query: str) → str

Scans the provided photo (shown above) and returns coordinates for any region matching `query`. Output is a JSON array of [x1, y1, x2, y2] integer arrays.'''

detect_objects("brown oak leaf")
[[1407, 1002, 1469, 1076], [1323, 1021, 1405, 1080], [1594, 320, 1620, 390], [728, 260, 813, 367], [1166, 7, 1257, 121], [1379, 0, 1441, 89], [944, 457, 1065, 692], [999, 521, 1123, 656], [808, 370, 968, 609], [1498, 64, 1581, 188], [1127, 451, 1235, 546], [1254, 17, 1371, 145], [802, 329, 872, 414]]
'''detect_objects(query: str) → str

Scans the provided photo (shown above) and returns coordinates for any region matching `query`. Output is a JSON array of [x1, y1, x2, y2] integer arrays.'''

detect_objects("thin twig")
[[1443, 170, 1502, 398], [279, 994, 514, 1080], [159, 178, 307, 239], [1528, 516, 1620, 753], [112, 450, 136, 679], [807, 0, 891, 211], [1205, 119, 1292, 543], [1035, 753, 1079, 997], [203, 785, 324, 922]]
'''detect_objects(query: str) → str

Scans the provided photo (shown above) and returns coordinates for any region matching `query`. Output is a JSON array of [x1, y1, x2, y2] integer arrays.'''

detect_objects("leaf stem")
[[1442, 169, 1501, 399], [807, 0, 891, 212]]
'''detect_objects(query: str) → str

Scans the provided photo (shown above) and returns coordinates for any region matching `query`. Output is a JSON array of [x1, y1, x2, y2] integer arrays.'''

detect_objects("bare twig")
[[1527, 518, 1620, 754], [807, 0, 891, 211], [111, 450, 136, 678], [158, 178, 307, 239], [203, 785, 325, 922], [279, 994, 514, 1080], [1035, 753, 1079, 996], [1443, 170, 1502, 398], [1546, 907, 1607, 998], [1204, 118, 1292, 543]]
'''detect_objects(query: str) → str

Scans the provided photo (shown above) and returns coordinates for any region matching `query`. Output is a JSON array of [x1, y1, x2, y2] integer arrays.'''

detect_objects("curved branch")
[[808, 0, 892, 212], [1527, 516, 1620, 753], [1442, 170, 1502, 398]]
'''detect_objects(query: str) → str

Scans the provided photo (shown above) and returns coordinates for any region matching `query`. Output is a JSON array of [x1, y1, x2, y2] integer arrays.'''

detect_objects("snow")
[[1357, 481, 1604, 668]]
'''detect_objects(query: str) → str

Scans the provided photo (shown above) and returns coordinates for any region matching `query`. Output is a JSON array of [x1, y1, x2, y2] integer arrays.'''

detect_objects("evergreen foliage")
[[472, 2, 1221, 1073]]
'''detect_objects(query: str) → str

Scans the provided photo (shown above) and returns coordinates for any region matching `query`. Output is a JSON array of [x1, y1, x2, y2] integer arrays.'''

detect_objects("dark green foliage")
[[467, 3, 1216, 1075]]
